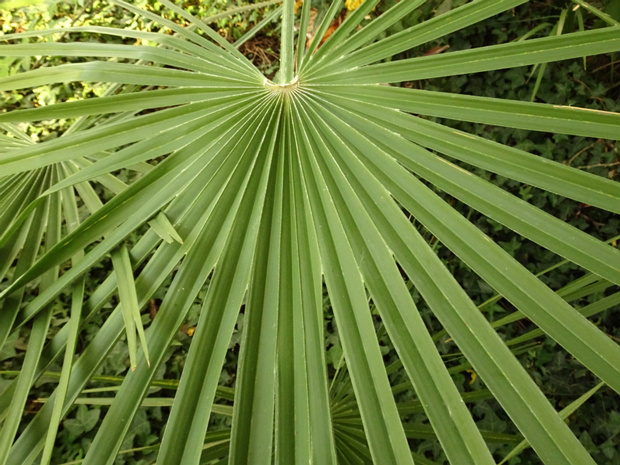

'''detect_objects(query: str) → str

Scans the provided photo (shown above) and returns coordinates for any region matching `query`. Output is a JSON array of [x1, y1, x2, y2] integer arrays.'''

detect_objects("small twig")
[[591, 59, 620, 74], [566, 142, 596, 166], [576, 160, 620, 170], [569, 75, 592, 92]]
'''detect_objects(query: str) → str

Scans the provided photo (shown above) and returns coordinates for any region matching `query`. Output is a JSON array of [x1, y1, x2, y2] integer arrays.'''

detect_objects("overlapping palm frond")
[[1, 0, 619, 464]]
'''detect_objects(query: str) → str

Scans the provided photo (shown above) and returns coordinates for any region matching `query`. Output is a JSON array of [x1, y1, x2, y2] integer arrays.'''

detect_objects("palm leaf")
[[1, 1, 619, 464]]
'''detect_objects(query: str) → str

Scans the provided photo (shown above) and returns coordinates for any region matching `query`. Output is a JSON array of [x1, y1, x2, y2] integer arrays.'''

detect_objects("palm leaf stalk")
[[0, 0, 619, 464]]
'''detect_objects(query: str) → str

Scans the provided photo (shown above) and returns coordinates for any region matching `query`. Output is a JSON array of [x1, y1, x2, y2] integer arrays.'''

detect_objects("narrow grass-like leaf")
[[309, 0, 382, 63], [500, 382, 606, 463], [306, 0, 425, 70], [155, 101, 281, 465], [295, 0, 312, 67], [0, 171, 44, 232], [291, 98, 414, 465], [39, 182, 84, 465], [47, 96, 262, 192], [148, 212, 184, 244], [299, 95, 495, 465], [529, 10, 567, 102], [309, 92, 620, 396], [0, 96, 255, 177], [0, 94, 274, 304], [295, 91, 598, 465], [325, 93, 620, 214], [284, 116, 338, 464], [0, 123, 34, 144], [0, 178, 50, 349], [318, 85, 620, 140], [234, 5, 283, 49], [108, 0, 257, 76], [0, 174, 46, 253], [156, 0, 259, 75], [402, 424, 521, 443], [299, 0, 344, 70], [0, 25, 252, 77], [506, 291, 620, 347], [3, 187, 223, 463], [0, 211, 34, 285], [310, 92, 620, 286], [72, 98, 279, 465], [0, 308, 54, 465], [571, 0, 620, 26], [305, 0, 529, 76], [0, 43, 253, 79], [0, 61, 261, 93], [397, 390, 497, 417], [0, 178, 60, 465], [111, 244, 150, 371], [309, 27, 620, 84], [229, 109, 284, 464], [275, 117, 298, 464], [44, 398, 233, 415], [207, 0, 283, 24], [68, 158, 129, 196], [0, 88, 260, 124]]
